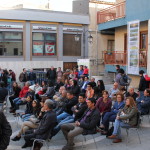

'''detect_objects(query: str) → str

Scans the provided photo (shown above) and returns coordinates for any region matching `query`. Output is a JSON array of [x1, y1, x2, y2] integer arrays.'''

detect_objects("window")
[[32, 33, 56, 56], [107, 40, 114, 53], [0, 32, 23, 56], [140, 31, 148, 50], [63, 34, 81, 56]]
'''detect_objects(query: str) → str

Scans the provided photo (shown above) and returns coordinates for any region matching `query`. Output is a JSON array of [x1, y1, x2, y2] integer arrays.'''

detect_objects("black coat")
[[139, 76, 148, 91], [72, 101, 88, 121], [64, 96, 78, 115], [79, 108, 100, 134], [28, 72, 36, 81], [70, 85, 81, 97], [13, 86, 21, 97], [0, 87, 8, 103], [25, 101, 33, 114], [55, 82, 64, 92], [0, 111, 12, 150], [46, 69, 57, 80], [0, 74, 8, 87], [34, 110, 57, 139]]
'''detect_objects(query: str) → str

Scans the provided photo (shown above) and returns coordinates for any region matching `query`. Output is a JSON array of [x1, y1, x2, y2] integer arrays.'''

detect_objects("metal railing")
[[103, 50, 147, 67], [97, 1, 126, 24]]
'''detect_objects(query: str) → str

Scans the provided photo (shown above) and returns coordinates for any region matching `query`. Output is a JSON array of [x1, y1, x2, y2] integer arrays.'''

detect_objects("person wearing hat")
[[61, 98, 100, 150], [21, 99, 57, 150]]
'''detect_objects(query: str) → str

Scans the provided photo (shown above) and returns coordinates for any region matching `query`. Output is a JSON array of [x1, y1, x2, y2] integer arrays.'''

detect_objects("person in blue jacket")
[[136, 89, 150, 115], [100, 92, 125, 134]]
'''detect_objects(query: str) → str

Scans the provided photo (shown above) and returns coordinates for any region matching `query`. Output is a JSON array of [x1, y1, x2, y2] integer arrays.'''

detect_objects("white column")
[[147, 20, 150, 76]]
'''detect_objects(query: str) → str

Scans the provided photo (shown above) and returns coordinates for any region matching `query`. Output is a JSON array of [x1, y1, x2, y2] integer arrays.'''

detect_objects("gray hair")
[[45, 99, 54, 109], [128, 86, 134, 90]]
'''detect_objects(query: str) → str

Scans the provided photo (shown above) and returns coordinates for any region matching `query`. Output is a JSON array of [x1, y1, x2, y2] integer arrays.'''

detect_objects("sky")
[[0, 0, 116, 12]]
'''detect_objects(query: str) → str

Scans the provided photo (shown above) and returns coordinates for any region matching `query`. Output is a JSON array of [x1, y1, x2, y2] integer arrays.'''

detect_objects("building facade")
[[97, 0, 150, 87]]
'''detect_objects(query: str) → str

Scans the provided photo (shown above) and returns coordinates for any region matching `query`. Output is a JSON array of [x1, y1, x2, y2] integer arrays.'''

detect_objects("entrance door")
[[63, 62, 77, 71]]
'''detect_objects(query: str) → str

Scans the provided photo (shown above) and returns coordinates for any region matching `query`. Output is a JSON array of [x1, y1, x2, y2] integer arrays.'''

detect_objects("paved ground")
[[5, 84, 150, 150]]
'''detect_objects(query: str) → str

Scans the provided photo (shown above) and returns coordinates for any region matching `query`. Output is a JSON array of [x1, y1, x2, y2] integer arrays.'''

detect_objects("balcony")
[[97, 1, 126, 24], [103, 50, 147, 67]]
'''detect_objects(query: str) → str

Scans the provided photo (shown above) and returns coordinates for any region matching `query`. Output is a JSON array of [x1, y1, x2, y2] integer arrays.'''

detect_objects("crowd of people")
[[0, 64, 150, 150]]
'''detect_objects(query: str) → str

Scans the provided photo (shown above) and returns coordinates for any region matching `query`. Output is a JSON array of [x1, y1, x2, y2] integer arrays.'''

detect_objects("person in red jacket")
[[10, 81, 30, 113]]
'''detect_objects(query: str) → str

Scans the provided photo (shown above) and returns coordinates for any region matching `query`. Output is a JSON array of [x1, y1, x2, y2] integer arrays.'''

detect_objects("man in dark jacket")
[[55, 77, 64, 92], [61, 98, 100, 150], [0, 81, 8, 103], [137, 89, 150, 115], [0, 111, 12, 150], [138, 70, 149, 97], [28, 69, 36, 85], [46, 66, 57, 85], [19, 68, 28, 88], [22, 99, 57, 149]]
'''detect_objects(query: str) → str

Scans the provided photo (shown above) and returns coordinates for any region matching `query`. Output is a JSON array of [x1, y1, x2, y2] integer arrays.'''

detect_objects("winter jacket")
[[138, 76, 149, 91], [78, 108, 100, 135], [118, 106, 137, 126], [0, 111, 12, 150], [19, 72, 28, 82], [19, 86, 29, 98]]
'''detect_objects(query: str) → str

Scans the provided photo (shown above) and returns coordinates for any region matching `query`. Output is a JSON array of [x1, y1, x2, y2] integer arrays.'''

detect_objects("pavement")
[[5, 84, 150, 150]]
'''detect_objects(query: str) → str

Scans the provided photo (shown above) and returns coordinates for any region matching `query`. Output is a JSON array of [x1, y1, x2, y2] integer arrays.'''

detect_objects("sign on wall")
[[127, 20, 140, 75], [0, 25, 23, 29], [33, 41, 43, 55], [33, 26, 57, 31], [45, 42, 55, 55]]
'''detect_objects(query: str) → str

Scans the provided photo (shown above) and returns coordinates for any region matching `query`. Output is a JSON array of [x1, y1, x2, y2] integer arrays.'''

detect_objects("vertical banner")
[[127, 20, 140, 75], [45, 42, 55, 55]]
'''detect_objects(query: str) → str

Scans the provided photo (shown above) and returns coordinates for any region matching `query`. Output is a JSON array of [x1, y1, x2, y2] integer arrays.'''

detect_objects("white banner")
[[127, 20, 140, 75]]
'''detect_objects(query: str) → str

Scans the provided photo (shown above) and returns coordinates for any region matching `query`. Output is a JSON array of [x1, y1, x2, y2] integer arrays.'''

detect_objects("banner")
[[127, 20, 140, 75], [45, 42, 55, 55], [33, 42, 43, 56]]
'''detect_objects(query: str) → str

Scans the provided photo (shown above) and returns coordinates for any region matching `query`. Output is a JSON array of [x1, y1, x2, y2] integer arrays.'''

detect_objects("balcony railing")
[[97, 1, 126, 24], [103, 50, 147, 67]]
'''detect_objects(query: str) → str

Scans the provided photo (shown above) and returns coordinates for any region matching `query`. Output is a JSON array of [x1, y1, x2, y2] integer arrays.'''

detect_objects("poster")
[[77, 59, 90, 77], [45, 42, 55, 55], [33, 42, 43, 56], [127, 20, 140, 75]]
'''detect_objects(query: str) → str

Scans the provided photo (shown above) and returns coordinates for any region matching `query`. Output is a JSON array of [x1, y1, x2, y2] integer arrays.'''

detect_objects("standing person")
[[19, 68, 28, 88], [46, 66, 57, 85], [138, 70, 149, 97], [108, 97, 137, 143], [0, 70, 8, 87], [78, 65, 84, 79], [8, 70, 16, 94], [0, 81, 8, 104], [28, 69, 36, 85], [116, 65, 120, 74], [57, 67, 63, 78], [8, 69, 16, 82], [0, 111, 12, 150]]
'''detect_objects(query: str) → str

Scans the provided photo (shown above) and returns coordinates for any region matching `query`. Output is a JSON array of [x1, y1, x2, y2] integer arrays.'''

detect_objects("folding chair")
[[82, 132, 98, 150], [122, 112, 141, 145]]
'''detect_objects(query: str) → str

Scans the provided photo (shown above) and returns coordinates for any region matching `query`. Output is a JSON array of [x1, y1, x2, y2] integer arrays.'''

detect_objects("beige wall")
[[88, 2, 114, 75], [115, 21, 148, 51]]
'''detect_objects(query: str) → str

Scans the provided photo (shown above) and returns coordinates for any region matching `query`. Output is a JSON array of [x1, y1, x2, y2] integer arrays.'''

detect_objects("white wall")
[[0, 61, 63, 81]]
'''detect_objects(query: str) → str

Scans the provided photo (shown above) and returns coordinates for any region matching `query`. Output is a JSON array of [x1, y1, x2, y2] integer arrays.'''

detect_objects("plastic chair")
[[122, 112, 141, 145]]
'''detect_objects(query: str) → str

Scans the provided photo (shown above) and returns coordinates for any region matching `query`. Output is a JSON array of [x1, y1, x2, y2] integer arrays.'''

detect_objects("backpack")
[[119, 74, 128, 86]]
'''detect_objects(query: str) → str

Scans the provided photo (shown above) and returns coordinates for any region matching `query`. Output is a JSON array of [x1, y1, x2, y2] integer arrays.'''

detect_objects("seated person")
[[53, 86, 66, 102], [55, 77, 64, 92], [109, 82, 119, 101], [136, 89, 150, 115], [11, 85, 35, 113], [85, 82, 94, 99], [61, 98, 100, 150], [12, 100, 42, 141], [89, 77, 96, 88], [55, 90, 68, 115], [100, 92, 125, 134], [126, 86, 138, 101], [21, 99, 57, 149], [40, 81, 55, 100], [81, 77, 89, 93], [108, 97, 137, 143], [96, 90, 112, 126], [9, 82, 21, 109], [56, 91, 78, 125], [53, 93, 87, 136]]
